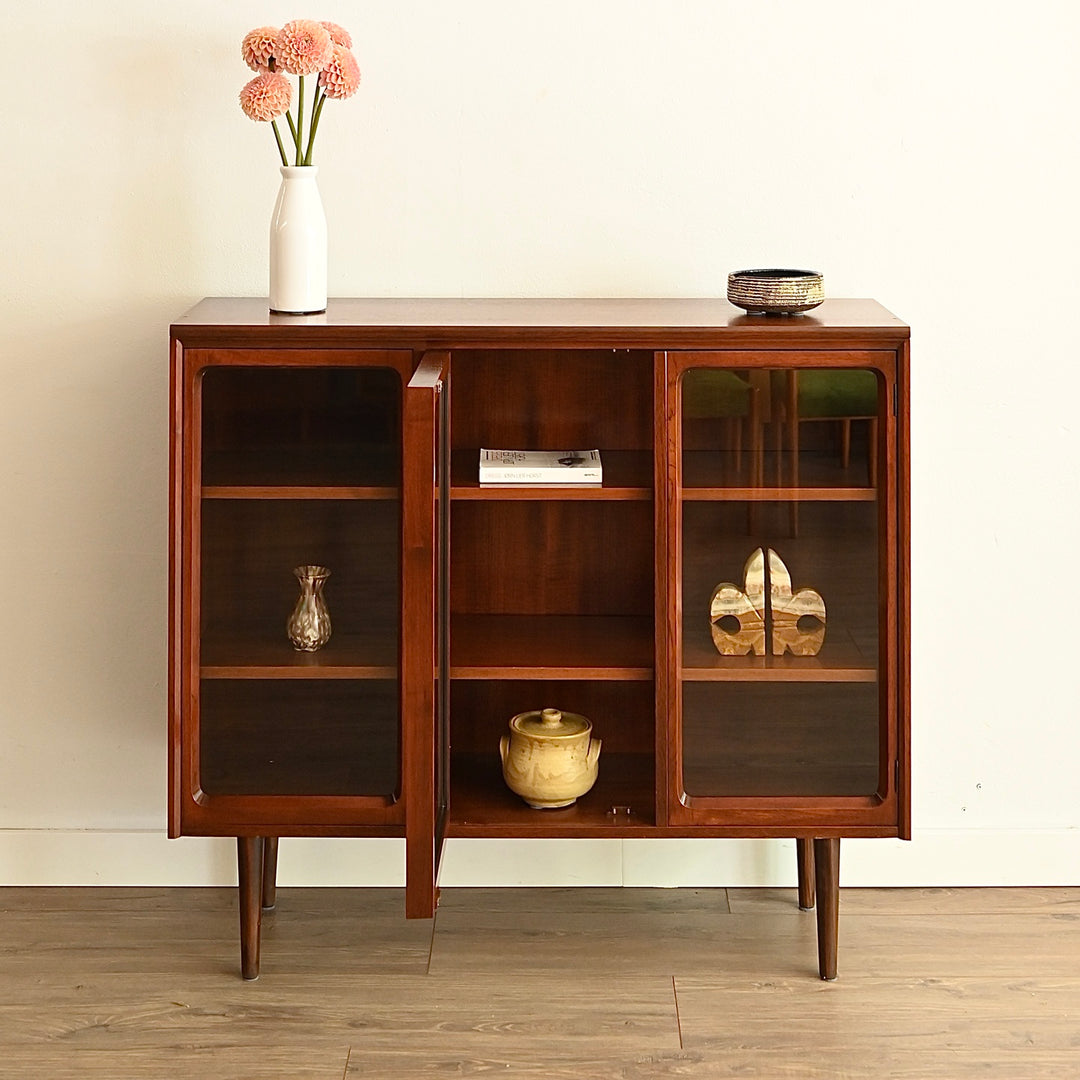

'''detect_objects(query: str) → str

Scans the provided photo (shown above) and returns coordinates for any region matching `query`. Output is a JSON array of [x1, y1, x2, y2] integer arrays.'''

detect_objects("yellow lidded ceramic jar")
[[499, 708, 601, 809]]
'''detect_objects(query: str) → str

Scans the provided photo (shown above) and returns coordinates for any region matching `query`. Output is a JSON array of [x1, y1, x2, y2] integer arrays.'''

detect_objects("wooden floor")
[[2, 886, 1079, 1078]]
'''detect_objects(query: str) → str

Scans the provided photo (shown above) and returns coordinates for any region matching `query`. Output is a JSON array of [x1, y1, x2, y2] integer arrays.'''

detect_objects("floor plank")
[[0, 973, 678, 1080], [0, 888, 432, 977], [0, 1045, 349, 1080], [1, 886, 1079, 1079], [429, 907, 820, 978], [436, 886, 733, 915], [728, 886, 1080, 916], [343, 1049, 1080, 1079], [675, 974, 1080, 1051], [430, 897, 1080, 979], [0, 973, 678, 1050], [830, 913, 1080, 978], [344, 1048, 706, 1078]]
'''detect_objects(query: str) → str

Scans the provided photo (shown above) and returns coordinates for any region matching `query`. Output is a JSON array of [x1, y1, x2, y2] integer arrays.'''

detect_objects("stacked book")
[[479, 449, 602, 485]]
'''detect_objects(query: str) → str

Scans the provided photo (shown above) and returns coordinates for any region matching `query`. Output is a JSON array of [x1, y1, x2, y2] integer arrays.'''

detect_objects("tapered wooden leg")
[[813, 837, 840, 980], [261, 837, 279, 911], [796, 838, 815, 910], [237, 837, 264, 980]]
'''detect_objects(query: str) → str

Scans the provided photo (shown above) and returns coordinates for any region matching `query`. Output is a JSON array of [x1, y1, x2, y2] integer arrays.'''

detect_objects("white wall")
[[2, 1, 1078, 887]]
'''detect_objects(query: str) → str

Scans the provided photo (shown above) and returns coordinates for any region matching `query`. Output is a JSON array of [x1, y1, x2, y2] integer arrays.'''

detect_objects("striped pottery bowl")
[[727, 269, 824, 315]]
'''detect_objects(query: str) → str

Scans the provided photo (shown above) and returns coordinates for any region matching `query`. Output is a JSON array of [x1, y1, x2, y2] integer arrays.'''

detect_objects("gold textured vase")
[[286, 564, 332, 651]]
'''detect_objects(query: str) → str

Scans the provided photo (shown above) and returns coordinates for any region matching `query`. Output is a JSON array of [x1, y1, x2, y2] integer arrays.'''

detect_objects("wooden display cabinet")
[[170, 298, 910, 980]]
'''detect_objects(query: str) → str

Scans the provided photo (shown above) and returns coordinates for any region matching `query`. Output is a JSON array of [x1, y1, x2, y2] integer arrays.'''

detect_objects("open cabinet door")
[[402, 351, 450, 917]]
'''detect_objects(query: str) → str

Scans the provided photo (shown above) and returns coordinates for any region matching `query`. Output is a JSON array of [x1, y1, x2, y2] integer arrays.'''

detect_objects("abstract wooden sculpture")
[[768, 549, 826, 657], [710, 548, 826, 658], [709, 548, 766, 656]]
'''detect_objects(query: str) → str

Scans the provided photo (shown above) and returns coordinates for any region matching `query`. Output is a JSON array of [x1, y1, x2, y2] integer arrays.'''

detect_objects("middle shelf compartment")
[[446, 677, 657, 832], [449, 614, 654, 679], [199, 499, 400, 674]]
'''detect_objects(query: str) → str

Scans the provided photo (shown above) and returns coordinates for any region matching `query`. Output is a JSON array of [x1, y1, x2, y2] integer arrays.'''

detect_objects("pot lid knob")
[[540, 708, 562, 728]]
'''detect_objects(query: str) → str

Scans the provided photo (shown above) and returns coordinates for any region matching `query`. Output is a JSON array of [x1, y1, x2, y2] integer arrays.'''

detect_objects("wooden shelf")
[[449, 449, 653, 499], [682, 628, 876, 683], [683, 487, 876, 503], [681, 682, 882, 799], [203, 485, 398, 500], [682, 451, 876, 502], [201, 631, 397, 679], [202, 448, 399, 497], [450, 614, 654, 680], [447, 751, 655, 835], [683, 762, 882, 799], [199, 680, 400, 797]]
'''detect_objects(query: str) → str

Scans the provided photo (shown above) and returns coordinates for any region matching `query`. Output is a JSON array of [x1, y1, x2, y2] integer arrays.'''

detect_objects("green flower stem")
[[304, 88, 326, 166], [270, 119, 289, 166], [295, 75, 305, 165], [285, 110, 299, 158]]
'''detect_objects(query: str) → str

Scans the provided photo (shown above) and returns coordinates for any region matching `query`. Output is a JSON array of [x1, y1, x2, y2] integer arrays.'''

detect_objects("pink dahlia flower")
[[274, 19, 333, 76], [319, 44, 361, 99], [239, 72, 292, 122], [320, 21, 352, 49], [241, 26, 279, 72]]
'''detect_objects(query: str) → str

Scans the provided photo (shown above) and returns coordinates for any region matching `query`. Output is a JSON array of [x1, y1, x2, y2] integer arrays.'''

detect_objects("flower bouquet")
[[238, 20, 360, 314], [239, 20, 361, 165]]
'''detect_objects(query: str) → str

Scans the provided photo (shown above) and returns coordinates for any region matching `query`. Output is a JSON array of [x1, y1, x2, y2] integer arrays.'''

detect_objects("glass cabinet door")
[[182, 352, 414, 829], [668, 353, 899, 826]]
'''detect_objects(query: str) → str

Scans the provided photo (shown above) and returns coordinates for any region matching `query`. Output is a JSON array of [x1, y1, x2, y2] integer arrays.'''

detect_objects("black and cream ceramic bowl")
[[727, 269, 824, 315]]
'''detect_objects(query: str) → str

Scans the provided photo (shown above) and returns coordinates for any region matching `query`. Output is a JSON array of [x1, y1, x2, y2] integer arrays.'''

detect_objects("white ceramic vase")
[[269, 165, 327, 315]]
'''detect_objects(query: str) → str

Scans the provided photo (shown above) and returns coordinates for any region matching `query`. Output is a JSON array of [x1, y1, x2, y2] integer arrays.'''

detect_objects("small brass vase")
[[286, 565, 332, 651]]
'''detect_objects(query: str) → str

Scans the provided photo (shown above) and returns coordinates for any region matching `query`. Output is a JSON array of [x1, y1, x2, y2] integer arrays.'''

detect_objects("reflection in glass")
[[197, 365, 402, 800], [682, 683, 880, 798], [678, 362, 884, 802], [681, 367, 880, 491]]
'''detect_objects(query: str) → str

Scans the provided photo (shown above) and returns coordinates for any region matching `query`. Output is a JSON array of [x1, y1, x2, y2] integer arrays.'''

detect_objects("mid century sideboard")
[[169, 297, 910, 979]]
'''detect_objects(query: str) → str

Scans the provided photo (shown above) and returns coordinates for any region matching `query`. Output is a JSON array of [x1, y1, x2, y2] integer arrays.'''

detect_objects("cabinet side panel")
[[655, 350, 673, 825], [898, 337, 912, 839], [168, 338, 184, 837], [402, 351, 446, 918], [664, 351, 685, 825]]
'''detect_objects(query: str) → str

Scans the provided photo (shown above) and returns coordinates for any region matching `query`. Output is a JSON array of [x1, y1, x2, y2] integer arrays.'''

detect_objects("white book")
[[479, 448, 602, 485]]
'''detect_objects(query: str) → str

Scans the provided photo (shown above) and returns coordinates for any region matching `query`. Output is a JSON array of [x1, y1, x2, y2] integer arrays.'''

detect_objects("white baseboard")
[[2, 829, 1080, 888]]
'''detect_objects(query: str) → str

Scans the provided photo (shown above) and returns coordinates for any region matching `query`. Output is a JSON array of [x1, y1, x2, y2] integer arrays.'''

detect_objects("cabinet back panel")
[[200, 366, 401, 487], [450, 679, 655, 755], [201, 366, 401, 451], [200, 680, 399, 797], [449, 350, 654, 451], [201, 500, 399, 637], [450, 501, 653, 615], [681, 682, 880, 798]]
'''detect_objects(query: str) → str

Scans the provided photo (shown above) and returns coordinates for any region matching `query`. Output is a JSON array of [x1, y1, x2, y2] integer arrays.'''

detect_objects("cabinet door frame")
[[169, 345, 416, 837], [663, 349, 904, 834], [403, 350, 450, 917]]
